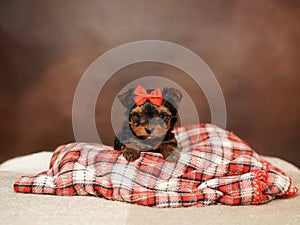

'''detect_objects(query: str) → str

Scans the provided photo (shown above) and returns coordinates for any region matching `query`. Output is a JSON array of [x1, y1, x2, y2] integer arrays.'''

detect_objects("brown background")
[[0, 0, 299, 167]]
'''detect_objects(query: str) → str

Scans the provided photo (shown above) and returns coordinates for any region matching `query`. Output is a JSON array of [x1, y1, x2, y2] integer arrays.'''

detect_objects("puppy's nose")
[[145, 128, 151, 134]]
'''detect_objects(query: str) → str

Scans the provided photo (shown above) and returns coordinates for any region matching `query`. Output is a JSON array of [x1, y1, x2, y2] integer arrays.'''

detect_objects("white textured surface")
[[0, 151, 52, 174], [0, 153, 299, 225]]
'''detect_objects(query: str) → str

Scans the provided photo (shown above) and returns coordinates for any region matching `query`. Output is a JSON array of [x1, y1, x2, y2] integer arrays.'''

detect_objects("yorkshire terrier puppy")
[[114, 85, 182, 162]]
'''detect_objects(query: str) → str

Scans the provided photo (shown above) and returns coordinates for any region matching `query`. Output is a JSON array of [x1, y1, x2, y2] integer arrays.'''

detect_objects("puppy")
[[114, 85, 182, 162]]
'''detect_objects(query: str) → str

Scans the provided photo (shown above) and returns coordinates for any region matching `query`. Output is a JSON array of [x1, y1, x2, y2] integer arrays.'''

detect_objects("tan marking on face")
[[150, 124, 168, 138], [157, 105, 171, 115], [129, 117, 133, 125], [157, 105, 172, 130], [131, 106, 142, 114]]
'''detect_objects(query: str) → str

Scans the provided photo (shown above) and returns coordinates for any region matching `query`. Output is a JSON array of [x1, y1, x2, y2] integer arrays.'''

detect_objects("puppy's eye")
[[131, 112, 141, 120], [159, 113, 170, 120]]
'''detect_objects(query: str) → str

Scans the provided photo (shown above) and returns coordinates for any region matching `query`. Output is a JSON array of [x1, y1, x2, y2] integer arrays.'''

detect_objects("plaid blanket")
[[14, 123, 298, 207]]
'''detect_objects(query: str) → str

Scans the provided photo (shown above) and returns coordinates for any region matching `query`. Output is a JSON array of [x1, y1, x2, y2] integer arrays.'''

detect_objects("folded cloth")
[[14, 123, 298, 207]]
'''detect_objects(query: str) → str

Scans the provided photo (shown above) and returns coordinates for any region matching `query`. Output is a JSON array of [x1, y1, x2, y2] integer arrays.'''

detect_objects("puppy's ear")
[[118, 90, 135, 108], [164, 88, 182, 106]]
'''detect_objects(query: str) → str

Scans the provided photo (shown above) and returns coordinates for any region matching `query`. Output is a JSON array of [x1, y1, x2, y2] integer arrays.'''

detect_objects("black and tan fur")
[[114, 87, 182, 162]]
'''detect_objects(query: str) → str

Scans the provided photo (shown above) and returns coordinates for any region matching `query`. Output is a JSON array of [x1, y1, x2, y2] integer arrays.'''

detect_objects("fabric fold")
[[14, 123, 298, 207]]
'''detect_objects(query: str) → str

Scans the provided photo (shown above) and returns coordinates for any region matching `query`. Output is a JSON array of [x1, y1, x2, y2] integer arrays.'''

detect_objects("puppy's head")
[[118, 86, 182, 140]]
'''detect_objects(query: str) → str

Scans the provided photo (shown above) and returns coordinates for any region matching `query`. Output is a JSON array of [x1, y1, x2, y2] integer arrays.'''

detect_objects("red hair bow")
[[133, 85, 163, 106]]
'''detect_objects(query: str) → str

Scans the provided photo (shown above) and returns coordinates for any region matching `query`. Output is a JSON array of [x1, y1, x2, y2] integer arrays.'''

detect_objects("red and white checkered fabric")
[[14, 124, 298, 207]]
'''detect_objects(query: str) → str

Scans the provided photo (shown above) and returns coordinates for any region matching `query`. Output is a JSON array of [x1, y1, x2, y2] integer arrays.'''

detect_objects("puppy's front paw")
[[160, 145, 180, 162], [121, 146, 141, 161]]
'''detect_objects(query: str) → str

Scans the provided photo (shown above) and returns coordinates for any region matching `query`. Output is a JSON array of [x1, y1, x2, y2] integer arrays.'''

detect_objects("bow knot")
[[133, 85, 163, 106]]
